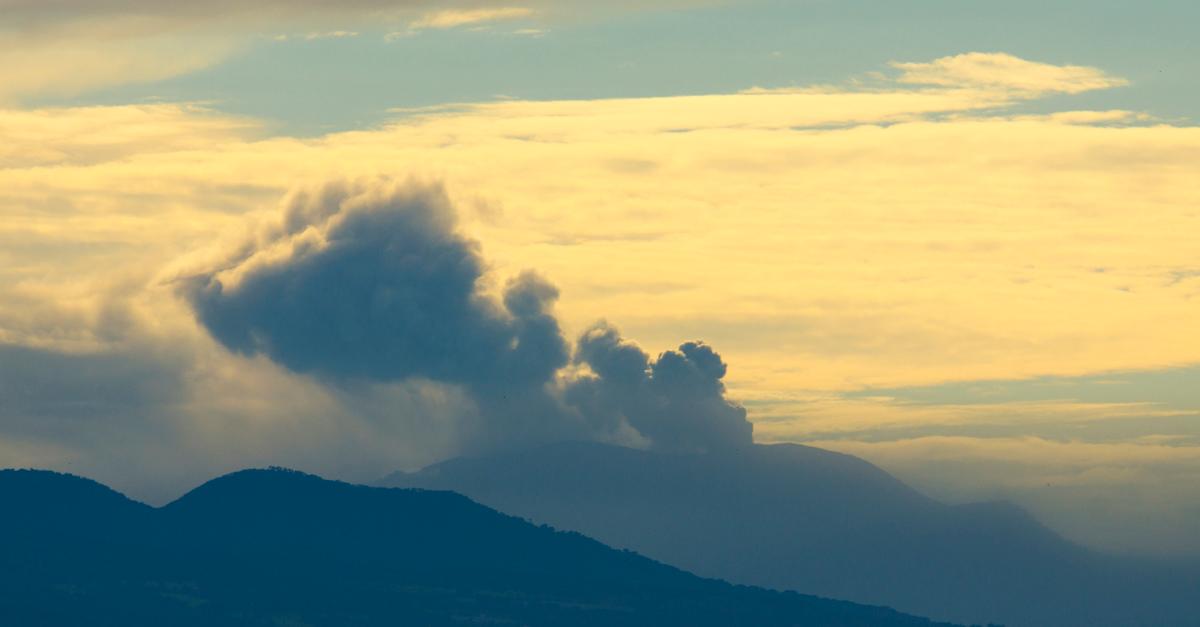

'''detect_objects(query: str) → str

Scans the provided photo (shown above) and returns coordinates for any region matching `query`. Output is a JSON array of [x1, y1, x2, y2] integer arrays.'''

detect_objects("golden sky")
[[5, 54, 1197, 398]]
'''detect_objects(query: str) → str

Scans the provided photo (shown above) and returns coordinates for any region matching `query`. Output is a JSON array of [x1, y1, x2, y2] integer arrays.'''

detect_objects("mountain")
[[381, 441, 1200, 627], [0, 468, 957, 627]]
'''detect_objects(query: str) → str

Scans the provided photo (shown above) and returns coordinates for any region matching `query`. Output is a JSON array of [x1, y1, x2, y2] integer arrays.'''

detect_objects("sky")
[[1, 0, 1198, 556]]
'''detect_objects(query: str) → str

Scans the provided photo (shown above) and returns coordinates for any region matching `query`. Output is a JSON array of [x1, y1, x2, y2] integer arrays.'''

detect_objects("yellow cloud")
[[0, 103, 258, 167], [0, 21, 238, 102], [409, 7, 535, 30], [0, 1, 667, 100], [751, 397, 1192, 442], [891, 52, 1128, 96], [273, 30, 360, 41]]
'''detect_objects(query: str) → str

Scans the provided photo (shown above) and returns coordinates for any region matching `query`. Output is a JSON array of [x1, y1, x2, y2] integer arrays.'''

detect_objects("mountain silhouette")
[[0, 467, 957, 627], [381, 441, 1200, 627]]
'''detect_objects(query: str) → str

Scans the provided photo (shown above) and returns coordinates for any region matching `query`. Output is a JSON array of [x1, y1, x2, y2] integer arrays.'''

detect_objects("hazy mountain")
[[0, 467, 956, 627], [382, 441, 1200, 627]]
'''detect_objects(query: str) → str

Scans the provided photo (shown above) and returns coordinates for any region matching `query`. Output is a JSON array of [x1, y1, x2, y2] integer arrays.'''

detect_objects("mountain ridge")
[[0, 466, 960, 627], [381, 440, 1200, 627]]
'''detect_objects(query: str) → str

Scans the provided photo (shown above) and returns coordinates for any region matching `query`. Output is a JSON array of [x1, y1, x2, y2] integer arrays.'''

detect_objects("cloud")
[[0, 342, 185, 437], [0, 337, 204, 500], [183, 180, 565, 386], [0, 103, 257, 167], [180, 179, 749, 453], [273, 31, 361, 41], [0, 26, 238, 102], [0, 330, 488, 503], [750, 396, 1194, 443], [569, 322, 752, 452], [891, 52, 1128, 96], [0, 1, 479, 29], [410, 7, 535, 30], [388, 7, 537, 39], [0, 0, 665, 27], [0, 0, 677, 101]]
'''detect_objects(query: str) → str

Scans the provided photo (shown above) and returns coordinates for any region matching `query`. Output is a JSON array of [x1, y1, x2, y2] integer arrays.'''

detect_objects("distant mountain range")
[[382, 441, 1200, 627], [0, 467, 957, 627]]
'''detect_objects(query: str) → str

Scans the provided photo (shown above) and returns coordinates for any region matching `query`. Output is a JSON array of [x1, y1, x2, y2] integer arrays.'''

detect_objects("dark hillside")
[[0, 467, 956, 627]]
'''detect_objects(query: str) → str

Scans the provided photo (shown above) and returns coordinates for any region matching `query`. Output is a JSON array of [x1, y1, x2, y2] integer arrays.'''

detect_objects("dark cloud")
[[0, 343, 184, 433], [0, 336, 484, 503], [183, 180, 751, 453], [569, 323, 753, 452], [186, 183, 563, 386], [184, 181, 575, 449], [0, 341, 192, 493]]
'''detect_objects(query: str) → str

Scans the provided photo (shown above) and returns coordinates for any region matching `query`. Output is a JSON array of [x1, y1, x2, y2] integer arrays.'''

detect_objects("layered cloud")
[[0, 23, 238, 102], [0, 0, 682, 101]]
